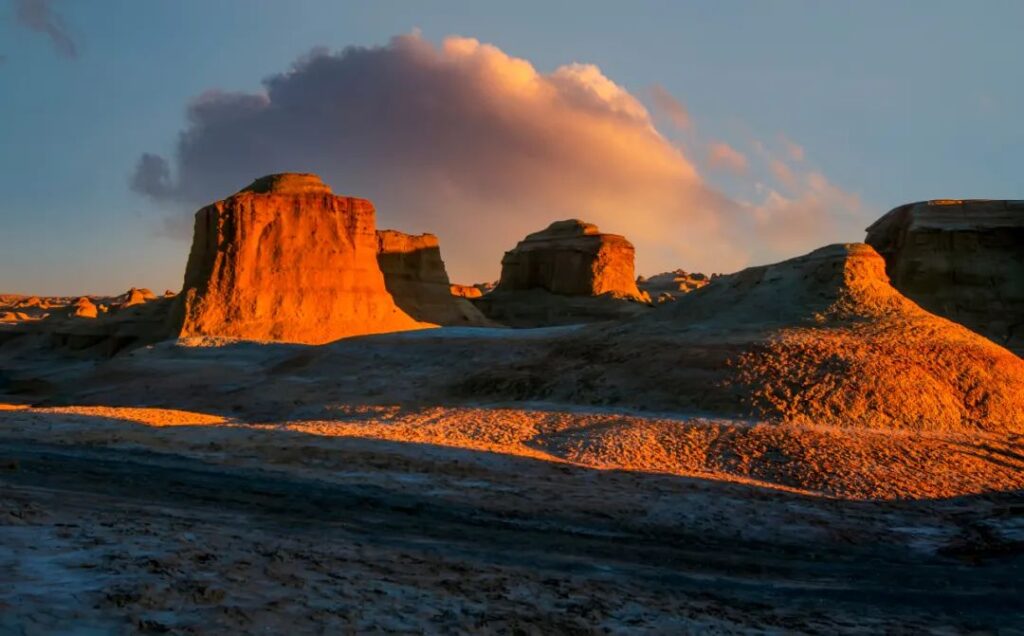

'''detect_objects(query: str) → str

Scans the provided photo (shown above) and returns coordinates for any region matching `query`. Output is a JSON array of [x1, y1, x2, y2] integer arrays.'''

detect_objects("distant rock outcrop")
[[450, 284, 483, 299], [0, 295, 54, 322], [496, 220, 646, 300], [474, 220, 650, 326], [463, 243, 1024, 433], [70, 297, 98, 319], [55, 294, 173, 355], [637, 270, 710, 303], [376, 230, 492, 326], [171, 173, 426, 344], [16, 296, 44, 309], [118, 287, 156, 309], [0, 292, 174, 356], [866, 199, 1024, 355]]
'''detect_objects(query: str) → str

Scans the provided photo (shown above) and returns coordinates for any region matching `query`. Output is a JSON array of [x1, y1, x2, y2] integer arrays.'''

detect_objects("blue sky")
[[1, 0, 1022, 294]]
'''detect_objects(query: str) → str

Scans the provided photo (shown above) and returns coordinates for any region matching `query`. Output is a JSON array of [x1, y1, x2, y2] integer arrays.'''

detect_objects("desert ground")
[[2, 325, 1023, 634]]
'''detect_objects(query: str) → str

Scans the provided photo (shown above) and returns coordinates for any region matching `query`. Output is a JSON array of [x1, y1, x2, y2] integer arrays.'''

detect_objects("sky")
[[1, 0, 1022, 295]]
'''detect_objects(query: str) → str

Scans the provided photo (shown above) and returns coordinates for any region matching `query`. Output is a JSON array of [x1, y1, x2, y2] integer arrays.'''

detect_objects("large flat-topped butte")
[[172, 173, 427, 344]]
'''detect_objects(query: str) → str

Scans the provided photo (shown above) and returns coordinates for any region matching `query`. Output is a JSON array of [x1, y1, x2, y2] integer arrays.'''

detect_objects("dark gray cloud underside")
[[15, 0, 79, 59]]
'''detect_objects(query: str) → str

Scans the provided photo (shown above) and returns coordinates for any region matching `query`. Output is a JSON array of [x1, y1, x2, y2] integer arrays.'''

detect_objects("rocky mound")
[[450, 284, 483, 299], [0, 292, 176, 356], [53, 296, 174, 355], [637, 270, 710, 303], [376, 230, 492, 326], [16, 296, 44, 309], [171, 174, 427, 344], [0, 296, 55, 322], [118, 287, 156, 308], [866, 199, 1024, 356], [70, 297, 98, 319], [462, 244, 1024, 433], [475, 220, 651, 326], [241, 172, 332, 195]]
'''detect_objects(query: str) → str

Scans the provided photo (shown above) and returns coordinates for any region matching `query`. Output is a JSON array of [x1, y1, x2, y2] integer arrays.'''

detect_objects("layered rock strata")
[[376, 230, 492, 326], [475, 220, 650, 326], [172, 173, 425, 344], [865, 199, 1024, 355]]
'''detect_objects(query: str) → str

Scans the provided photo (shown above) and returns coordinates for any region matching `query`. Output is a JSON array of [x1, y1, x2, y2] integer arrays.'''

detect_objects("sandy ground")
[[1, 403, 1023, 633], [1, 329, 1024, 633]]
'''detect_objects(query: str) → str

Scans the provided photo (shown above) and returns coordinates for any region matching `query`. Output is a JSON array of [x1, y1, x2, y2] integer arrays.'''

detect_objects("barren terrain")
[[2, 326, 1024, 633], [3, 409, 1024, 633]]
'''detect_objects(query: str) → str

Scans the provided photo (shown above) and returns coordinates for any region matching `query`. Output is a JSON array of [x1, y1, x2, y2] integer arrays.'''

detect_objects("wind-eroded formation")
[[375, 230, 492, 326], [2, 173, 1024, 502], [473, 219, 653, 326], [866, 199, 1024, 355], [171, 174, 426, 344]]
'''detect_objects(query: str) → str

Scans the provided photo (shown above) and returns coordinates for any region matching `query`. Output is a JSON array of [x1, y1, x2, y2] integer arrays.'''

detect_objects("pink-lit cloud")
[[749, 171, 865, 255], [132, 33, 870, 280], [648, 84, 692, 131], [769, 158, 799, 191], [778, 134, 805, 162], [706, 142, 748, 175]]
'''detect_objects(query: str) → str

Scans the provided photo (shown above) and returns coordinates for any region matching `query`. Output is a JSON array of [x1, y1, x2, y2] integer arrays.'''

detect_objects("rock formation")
[[637, 270, 710, 303], [450, 284, 483, 299], [376, 230, 492, 326], [70, 297, 98, 319], [462, 243, 1024, 433], [171, 173, 426, 344], [119, 287, 156, 309], [474, 220, 651, 326], [0, 292, 174, 355], [16, 296, 44, 309], [2, 175, 442, 352], [865, 199, 1024, 355], [56, 295, 174, 355], [496, 220, 646, 300], [0, 296, 53, 322]]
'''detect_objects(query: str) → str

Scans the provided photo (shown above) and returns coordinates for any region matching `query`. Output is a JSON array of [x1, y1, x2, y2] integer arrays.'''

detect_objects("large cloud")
[[132, 33, 867, 280]]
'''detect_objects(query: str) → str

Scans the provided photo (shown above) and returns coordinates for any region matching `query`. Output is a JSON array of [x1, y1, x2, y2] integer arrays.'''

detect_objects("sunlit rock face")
[[449, 284, 483, 299], [474, 219, 650, 327], [637, 270, 710, 303], [376, 230, 491, 326], [70, 297, 98, 319], [118, 288, 156, 309], [866, 200, 1024, 355], [172, 173, 424, 344], [496, 220, 646, 300]]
